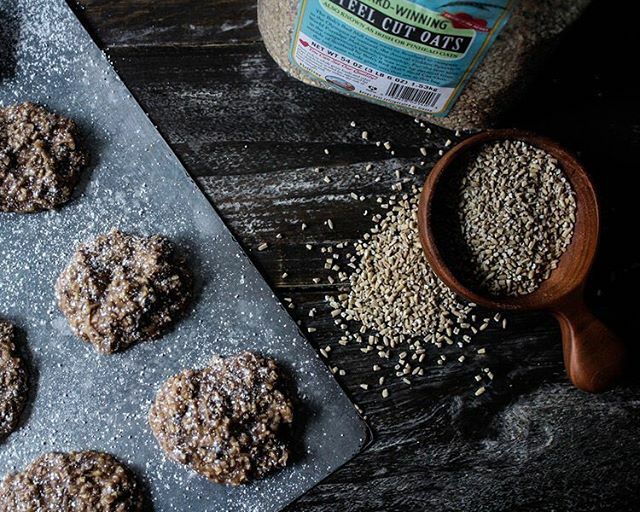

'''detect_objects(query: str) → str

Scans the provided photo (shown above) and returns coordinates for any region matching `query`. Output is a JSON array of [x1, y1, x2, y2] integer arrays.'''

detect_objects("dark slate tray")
[[0, 0, 368, 510]]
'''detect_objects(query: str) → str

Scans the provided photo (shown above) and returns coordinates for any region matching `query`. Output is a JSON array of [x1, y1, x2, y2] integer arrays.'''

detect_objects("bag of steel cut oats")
[[258, 0, 591, 130]]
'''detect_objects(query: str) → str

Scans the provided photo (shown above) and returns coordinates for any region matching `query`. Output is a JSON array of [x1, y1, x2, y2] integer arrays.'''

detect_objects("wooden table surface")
[[69, 1, 640, 510]]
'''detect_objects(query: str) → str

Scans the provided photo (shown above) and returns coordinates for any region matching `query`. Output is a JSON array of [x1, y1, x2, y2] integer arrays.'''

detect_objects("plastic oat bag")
[[258, 0, 591, 130]]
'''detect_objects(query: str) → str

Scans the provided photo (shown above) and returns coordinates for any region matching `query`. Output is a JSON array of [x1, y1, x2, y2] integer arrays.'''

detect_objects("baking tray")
[[0, 0, 368, 510]]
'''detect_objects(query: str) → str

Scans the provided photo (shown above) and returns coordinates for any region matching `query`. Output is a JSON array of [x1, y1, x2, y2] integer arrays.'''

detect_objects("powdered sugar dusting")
[[0, 0, 367, 510]]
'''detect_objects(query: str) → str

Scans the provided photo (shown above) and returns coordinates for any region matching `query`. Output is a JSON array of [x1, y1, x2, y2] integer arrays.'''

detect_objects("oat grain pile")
[[437, 140, 577, 297], [345, 192, 473, 342], [323, 185, 502, 392]]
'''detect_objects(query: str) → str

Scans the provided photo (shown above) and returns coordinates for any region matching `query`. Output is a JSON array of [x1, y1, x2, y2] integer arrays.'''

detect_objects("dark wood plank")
[[71, 0, 259, 47], [69, 0, 640, 510], [106, 43, 451, 177]]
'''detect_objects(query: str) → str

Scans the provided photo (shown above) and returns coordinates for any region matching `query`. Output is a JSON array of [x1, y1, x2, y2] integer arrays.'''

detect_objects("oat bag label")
[[289, 0, 516, 116]]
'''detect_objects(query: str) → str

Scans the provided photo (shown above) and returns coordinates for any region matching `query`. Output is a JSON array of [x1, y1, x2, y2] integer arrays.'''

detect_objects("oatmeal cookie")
[[0, 102, 87, 212], [149, 351, 294, 485], [56, 229, 191, 354], [0, 451, 142, 511], [0, 320, 27, 441]]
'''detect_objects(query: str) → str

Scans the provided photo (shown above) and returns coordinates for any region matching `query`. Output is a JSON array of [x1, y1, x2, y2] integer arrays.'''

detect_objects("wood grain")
[[68, 0, 640, 509], [72, 0, 259, 47]]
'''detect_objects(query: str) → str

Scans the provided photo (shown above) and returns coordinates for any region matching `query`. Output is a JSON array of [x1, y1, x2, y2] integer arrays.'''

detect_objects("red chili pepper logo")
[[300, 39, 310, 47], [443, 12, 490, 32]]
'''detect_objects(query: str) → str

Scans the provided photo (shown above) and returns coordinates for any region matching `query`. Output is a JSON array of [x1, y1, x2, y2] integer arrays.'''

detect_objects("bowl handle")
[[553, 296, 626, 393]]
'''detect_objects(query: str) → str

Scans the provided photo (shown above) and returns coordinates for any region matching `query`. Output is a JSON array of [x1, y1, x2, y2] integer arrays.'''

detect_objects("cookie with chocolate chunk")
[[0, 102, 87, 212], [0, 451, 142, 511], [0, 320, 27, 441], [149, 351, 294, 485], [56, 229, 191, 354]]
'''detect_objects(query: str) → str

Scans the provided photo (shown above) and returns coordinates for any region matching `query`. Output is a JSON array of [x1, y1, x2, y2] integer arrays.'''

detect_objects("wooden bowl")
[[418, 129, 625, 393]]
